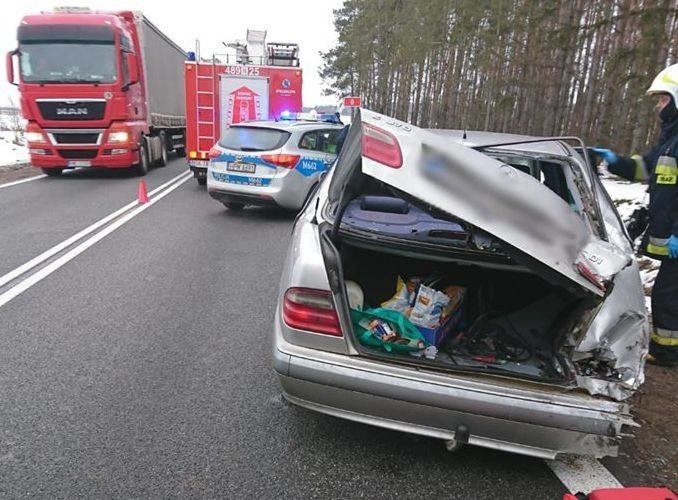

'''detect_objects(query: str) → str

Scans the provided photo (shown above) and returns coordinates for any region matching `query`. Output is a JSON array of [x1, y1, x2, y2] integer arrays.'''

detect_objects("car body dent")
[[356, 110, 632, 297], [572, 260, 649, 400]]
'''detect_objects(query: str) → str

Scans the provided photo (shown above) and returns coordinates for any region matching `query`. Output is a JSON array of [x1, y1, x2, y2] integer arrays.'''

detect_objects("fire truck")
[[184, 30, 303, 185], [7, 7, 186, 176]]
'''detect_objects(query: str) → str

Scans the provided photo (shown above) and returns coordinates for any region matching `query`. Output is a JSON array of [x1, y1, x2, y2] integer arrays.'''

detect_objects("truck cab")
[[7, 8, 186, 176]]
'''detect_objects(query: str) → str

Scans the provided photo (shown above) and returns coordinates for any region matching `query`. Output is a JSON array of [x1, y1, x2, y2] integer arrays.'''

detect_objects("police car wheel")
[[223, 201, 244, 211]]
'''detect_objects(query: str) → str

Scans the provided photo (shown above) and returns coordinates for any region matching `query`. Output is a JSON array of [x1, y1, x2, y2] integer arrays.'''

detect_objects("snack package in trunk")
[[381, 275, 466, 347], [409, 284, 451, 329]]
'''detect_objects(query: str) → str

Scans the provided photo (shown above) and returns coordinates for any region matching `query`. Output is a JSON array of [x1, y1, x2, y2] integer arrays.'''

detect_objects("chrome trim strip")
[[35, 98, 106, 102], [44, 128, 105, 133]]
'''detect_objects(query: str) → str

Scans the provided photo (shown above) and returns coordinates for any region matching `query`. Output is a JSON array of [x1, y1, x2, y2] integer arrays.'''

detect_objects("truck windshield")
[[19, 42, 117, 84]]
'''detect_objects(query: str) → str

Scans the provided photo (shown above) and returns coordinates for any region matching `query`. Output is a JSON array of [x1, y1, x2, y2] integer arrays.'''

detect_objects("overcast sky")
[[0, 0, 343, 107]]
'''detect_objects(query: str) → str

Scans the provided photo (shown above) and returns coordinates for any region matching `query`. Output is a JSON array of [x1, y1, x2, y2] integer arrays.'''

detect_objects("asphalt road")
[[0, 159, 629, 497]]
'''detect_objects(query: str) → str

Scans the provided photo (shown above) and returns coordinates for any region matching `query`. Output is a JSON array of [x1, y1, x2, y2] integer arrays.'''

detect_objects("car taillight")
[[208, 146, 222, 159], [576, 261, 607, 292], [261, 153, 300, 169], [361, 123, 402, 168], [282, 287, 342, 336]]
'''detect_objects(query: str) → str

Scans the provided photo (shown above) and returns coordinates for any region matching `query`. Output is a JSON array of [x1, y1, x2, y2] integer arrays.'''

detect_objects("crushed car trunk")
[[337, 236, 595, 384], [321, 108, 647, 401]]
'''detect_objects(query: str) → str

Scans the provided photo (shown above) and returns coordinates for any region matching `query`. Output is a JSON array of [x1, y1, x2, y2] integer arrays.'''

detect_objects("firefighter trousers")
[[650, 258, 678, 366]]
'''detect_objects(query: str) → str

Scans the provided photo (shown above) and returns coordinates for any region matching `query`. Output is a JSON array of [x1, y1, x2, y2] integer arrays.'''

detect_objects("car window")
[[318, 129, 341, 154], [299, 131, 318, 151], [299, 129, 341, 154], [219, 127, 290, 151], [120, 51, 130, 85]]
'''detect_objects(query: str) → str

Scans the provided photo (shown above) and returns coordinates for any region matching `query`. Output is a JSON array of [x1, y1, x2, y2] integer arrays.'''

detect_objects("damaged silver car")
[[273, 109, 649, 459]]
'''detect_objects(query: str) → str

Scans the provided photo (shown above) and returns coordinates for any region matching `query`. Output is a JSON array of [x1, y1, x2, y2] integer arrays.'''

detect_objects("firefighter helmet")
[[647, 63, 678, 105]]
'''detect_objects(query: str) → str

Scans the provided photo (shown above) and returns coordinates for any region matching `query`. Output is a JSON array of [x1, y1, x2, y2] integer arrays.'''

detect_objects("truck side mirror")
[[6, 50, 18, 86], [124, 52, 139, 89]]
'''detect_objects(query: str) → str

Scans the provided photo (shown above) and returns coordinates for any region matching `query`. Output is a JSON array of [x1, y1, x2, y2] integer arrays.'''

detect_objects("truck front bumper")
[[29, 148, 139, 169]]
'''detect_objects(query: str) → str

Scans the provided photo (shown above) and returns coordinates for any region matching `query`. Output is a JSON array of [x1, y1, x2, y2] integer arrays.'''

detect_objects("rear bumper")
[[208, 189, 279, 207], [206, 166, 314, 210], [188, 161, 207, 179], [190, 166, 207, 178], [273, 322, 633, 459]]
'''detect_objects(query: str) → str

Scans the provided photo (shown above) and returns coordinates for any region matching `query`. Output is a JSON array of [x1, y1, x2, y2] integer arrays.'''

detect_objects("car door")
[[330, 109, 630, 298], [317, 128, 342, 168], [297, 129, 337, 178]]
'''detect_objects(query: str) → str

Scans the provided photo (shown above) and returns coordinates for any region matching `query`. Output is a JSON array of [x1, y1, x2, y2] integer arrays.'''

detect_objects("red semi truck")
[[6, 7, 186, 176], [184, 32, 303, 184]]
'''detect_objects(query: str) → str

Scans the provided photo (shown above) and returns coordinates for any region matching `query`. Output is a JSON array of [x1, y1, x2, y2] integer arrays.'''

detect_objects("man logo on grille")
[[56, 108, 88, 116]]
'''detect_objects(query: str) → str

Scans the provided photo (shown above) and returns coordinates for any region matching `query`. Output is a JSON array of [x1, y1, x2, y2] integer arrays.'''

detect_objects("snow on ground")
[[601, 176, 659, 311], [0, 131, 29, 168]]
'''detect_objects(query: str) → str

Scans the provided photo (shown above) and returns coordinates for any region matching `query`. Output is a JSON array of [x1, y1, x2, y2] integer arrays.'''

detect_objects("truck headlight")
[[108, 131, 130, 143], [25, 131, 45, 143]]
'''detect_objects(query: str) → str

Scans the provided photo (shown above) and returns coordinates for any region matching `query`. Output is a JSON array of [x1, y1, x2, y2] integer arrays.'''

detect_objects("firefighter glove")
[[668, 235, 678, 259], [592, 147, 619, 165]]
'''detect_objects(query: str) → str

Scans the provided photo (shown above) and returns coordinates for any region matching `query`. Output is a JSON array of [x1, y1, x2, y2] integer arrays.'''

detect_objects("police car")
[[207, 119, 344, 211]]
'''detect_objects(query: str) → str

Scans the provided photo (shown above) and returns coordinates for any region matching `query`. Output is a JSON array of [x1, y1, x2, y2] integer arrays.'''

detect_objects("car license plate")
[[227, 162, 256, 174], [67, 160, 92, 167]]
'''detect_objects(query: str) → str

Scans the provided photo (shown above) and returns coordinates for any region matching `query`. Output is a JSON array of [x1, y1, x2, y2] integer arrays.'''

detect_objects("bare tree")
[[6, 96, 24, 145]]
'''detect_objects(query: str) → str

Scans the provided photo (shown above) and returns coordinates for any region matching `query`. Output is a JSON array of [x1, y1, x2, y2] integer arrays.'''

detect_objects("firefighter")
[[593, 63, 678, 367]]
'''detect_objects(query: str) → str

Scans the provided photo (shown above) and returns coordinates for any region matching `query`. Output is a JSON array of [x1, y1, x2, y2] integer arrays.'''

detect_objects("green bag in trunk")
[[350, 307, 427, 353]]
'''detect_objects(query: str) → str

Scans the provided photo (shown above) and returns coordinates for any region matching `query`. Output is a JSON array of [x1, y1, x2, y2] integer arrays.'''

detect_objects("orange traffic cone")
[[137, 180, 149, 204]]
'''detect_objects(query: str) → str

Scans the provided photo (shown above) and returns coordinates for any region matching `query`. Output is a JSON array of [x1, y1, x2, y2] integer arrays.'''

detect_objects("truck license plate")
[[227, 162, 256, 174], [67, 160, 92, 168]]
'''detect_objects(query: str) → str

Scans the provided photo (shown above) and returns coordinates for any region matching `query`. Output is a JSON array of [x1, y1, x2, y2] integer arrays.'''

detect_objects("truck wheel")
[[134, 140, 150, 176], [42, 168, 63, 177], [223, 201, 244, 211], [156, 132, 168, 167], [175, 147, 186, 157], [197, 177, 207, 186]]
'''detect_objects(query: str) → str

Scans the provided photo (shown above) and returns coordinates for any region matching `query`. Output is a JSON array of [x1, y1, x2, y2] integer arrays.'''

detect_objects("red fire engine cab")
[[184, 30, 303, 185]]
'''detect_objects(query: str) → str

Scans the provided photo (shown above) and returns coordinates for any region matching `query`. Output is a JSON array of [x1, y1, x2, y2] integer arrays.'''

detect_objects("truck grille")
[[57, 149, 98, 159], [37, 100, 106, 121], [51, 132, 100, 145]]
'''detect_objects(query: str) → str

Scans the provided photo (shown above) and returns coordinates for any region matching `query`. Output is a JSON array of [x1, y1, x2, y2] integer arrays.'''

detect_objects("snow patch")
[[0, 131, 29, 168]]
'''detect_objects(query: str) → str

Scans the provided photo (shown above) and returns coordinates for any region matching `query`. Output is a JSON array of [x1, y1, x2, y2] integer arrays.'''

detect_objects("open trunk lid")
[[329, 109, 629, 297]]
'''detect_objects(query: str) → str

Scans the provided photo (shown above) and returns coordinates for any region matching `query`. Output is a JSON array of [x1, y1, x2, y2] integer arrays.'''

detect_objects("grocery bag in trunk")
[[350, 308, 427, 353]]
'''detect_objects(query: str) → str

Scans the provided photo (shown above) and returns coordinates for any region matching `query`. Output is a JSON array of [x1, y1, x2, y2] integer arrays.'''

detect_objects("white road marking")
[[546, 456, 623, 494], [0, 174, 47, 189], [0, 171, 191, 308], [0, 171, 190, 289]]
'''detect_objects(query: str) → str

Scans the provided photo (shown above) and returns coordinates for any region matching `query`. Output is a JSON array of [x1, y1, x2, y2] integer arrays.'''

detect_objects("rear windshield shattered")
[[219, 127, 290, 152]]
